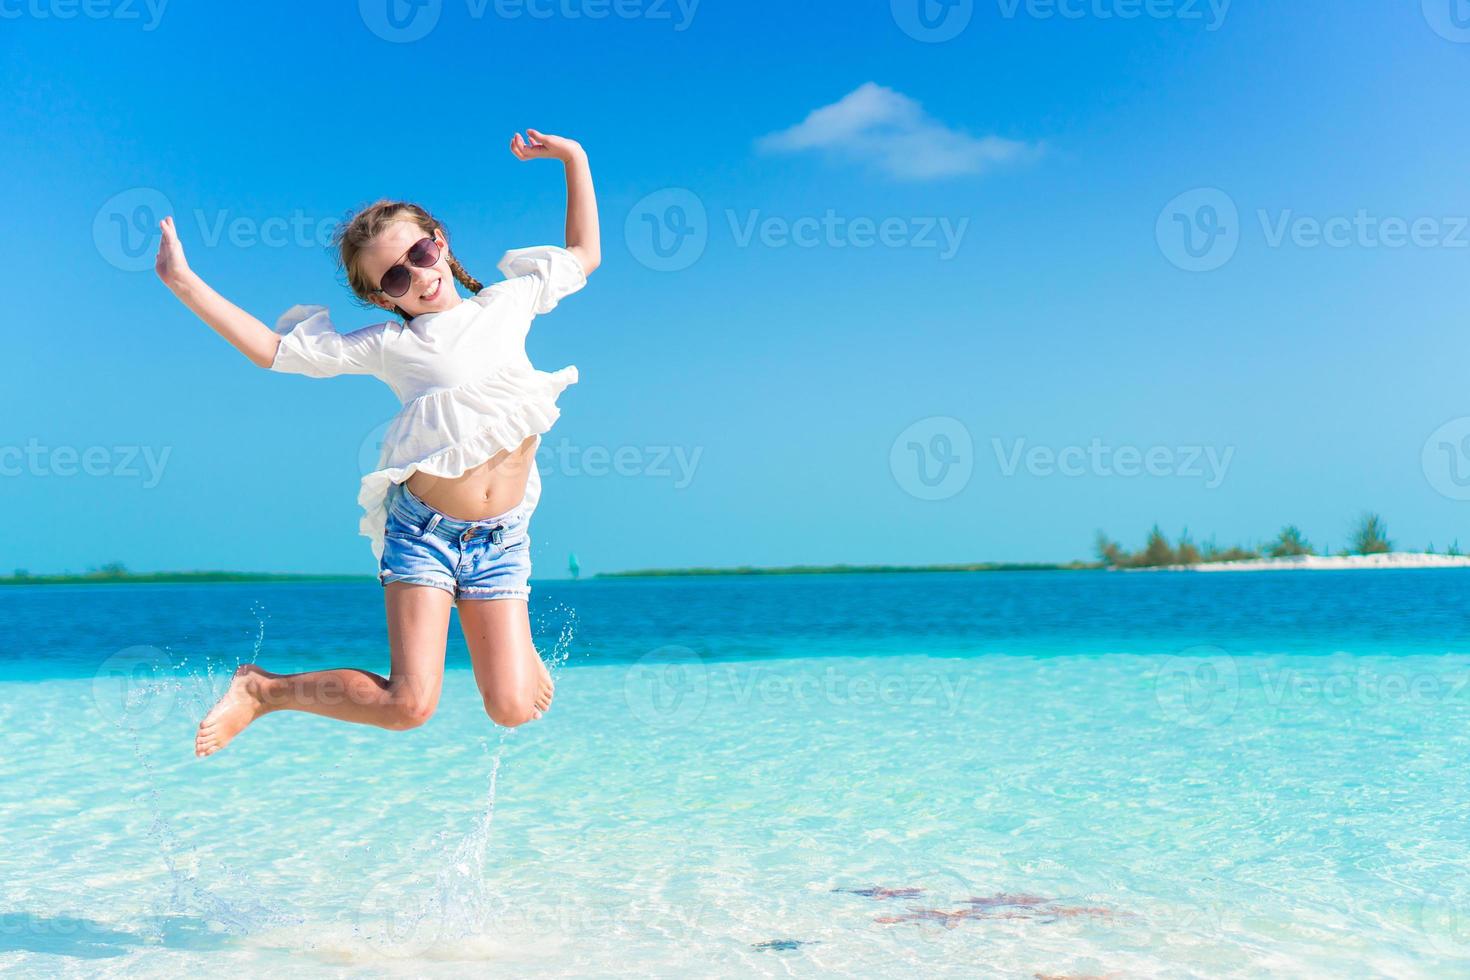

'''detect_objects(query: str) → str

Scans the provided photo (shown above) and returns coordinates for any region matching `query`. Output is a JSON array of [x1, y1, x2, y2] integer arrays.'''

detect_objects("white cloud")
[[755, 82, 1039, 181]]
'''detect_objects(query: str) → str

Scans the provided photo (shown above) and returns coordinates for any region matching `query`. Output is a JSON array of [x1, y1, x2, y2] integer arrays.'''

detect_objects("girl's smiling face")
[[360, 219, 462, 319]]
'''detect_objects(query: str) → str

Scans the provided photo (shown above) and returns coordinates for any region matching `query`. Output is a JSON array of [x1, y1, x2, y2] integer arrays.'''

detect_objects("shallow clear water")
[[2, 571, 1469, 977]]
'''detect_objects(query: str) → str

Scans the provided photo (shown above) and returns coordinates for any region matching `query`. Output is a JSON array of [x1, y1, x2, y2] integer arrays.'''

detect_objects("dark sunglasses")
[[373, 236, 442, 299]]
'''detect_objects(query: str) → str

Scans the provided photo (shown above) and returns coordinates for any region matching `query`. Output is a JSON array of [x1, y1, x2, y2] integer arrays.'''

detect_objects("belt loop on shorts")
[[423, 513, 442, 535], [490, 526, 504, 545]]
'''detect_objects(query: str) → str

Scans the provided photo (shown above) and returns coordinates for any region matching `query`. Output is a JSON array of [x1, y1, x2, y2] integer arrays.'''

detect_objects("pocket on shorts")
[[499, 513, 531, 552], [383, 505, 428, 541]]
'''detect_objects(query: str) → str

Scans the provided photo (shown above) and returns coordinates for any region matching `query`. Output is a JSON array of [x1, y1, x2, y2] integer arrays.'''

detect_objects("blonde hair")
[[333, 199, 483, 322]]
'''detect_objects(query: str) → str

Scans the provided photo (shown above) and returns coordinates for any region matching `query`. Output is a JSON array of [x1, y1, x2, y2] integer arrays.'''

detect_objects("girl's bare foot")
[[533, 658, 554, 719], [195, 664, 274, 757]]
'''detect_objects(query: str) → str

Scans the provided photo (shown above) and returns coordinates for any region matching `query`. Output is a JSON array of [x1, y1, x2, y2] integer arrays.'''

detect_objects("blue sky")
[[3, 0, 1469, 576]]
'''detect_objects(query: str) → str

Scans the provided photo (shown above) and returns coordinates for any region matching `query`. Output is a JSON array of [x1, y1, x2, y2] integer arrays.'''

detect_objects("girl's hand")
[[154, 215, 192, 287], [510, 128, 600, 276], [509, 129, 585, 164]]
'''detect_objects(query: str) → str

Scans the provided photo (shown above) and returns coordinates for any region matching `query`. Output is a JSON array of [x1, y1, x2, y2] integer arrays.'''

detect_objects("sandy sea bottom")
[[5, 637, 1470, 978]]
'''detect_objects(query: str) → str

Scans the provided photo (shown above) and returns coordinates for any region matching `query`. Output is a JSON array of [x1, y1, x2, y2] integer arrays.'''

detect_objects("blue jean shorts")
[[378, 481, 533, 601]]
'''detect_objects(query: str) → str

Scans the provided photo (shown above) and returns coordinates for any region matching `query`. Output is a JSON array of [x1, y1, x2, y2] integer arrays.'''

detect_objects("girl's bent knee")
[[387, 697, 437, 730], [483, 696, 538, 728]]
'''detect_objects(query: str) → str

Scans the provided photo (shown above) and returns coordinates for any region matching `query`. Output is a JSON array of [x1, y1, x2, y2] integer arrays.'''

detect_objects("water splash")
[[247, 599, 268, 662], [127, 730, 302, 940], [536, 600, 580, 677], [434, 732, 515, 937], [119, 602, 303, 942], [120, 594, 581, 956], [345, 731, 516, 954], [348, 601, 581, 954]]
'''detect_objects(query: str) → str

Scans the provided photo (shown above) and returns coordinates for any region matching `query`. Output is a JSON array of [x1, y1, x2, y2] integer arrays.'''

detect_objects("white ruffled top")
[[268, 244, 586, 562]]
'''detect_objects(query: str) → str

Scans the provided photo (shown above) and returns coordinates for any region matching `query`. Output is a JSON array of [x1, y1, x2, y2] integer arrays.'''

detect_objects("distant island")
[[1092, 512, 1465, 571], [1134, 553, 1470, 572], [594, 561, 1091, 577], [600, 512, 1469, 577], [0, 564, 372, 586], [5, 512, 1464, 584]]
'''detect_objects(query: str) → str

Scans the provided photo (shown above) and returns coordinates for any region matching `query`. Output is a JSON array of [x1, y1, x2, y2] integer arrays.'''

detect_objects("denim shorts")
[[378, 481, 533, 601]]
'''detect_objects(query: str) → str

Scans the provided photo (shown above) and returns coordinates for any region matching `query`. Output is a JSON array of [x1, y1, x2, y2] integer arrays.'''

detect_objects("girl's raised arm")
[[510, 129, 601, 276], [155, 215, 281, 369]]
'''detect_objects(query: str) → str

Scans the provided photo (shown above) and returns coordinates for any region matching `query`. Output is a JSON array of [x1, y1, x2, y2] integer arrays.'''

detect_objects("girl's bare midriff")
[[405, 433, 538, 521]]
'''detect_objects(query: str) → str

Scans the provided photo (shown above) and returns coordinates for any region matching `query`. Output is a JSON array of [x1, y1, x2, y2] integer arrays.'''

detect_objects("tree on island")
[[1141, 525, 1176, 566], [1268, 525, 1313, 558], [1095, 527, 1259, 568], [1094, 531, 1126, 568], [1175, 528, 1201, 565], [1095, 512, 1436, 568], [1200, 538, 1259, 563], [1349, 513, 1391, 555]]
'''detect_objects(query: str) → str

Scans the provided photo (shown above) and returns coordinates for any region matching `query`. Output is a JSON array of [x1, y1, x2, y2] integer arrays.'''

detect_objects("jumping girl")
[[155, 129, 600, 757]]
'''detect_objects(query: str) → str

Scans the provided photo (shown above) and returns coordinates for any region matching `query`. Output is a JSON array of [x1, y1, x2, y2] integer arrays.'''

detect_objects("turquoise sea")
[[3, 569, 1470, 977]]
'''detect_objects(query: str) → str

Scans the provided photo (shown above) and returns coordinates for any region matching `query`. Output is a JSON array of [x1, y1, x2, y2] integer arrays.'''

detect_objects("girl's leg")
[[456, 598, 554, 728], [193, 582, 455, 757]]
